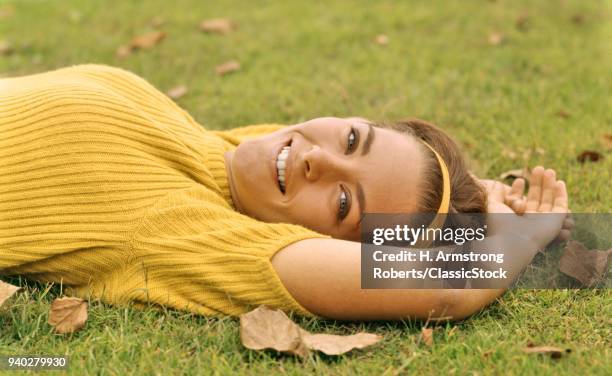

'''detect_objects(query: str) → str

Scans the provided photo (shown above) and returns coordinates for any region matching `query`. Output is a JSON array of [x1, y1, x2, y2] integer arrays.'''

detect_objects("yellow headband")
[[420, 140, 451, 231]]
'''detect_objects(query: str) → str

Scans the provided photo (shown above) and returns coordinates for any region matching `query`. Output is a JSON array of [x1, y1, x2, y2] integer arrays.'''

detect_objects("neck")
[[224, 151, 245, 214]]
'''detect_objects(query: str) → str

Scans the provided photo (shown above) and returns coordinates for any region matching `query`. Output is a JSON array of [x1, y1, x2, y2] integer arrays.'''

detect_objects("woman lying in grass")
[[0, 64, 570, 321]]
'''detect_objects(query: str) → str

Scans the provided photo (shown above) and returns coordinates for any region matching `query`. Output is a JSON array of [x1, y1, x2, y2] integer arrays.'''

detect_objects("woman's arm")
[[271, 237, 507, 321], [271, 167, 568, 321]]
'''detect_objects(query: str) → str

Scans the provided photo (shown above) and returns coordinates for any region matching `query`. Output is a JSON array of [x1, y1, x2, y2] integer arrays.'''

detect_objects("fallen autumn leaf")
[[240, 306, 382, 358], [576, 150, 603, 163], [559, 240, 611, 287], [48, 297, 88, 334], [515, 11, 529, 31], [0, 280, 21, 308], [488, 32, 504, 46], [420, 327, 434, 347], [300, 330, 382, 356], [601, 133, 612, 150], [523, 345, 571, 359], [116, 45, 132, 59], [199, 18, 235, 34], [130, 31, 166, 49], [215, 60, 241, 76], [556, 109, 571, 119], [0, 40, 13, 55], [374, 34, 389, 45], [116, 31, 166, 59], [166, 85, 188, 100]]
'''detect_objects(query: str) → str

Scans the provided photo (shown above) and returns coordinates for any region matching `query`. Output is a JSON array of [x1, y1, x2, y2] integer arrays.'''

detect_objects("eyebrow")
[[361, 123, 375, 156]]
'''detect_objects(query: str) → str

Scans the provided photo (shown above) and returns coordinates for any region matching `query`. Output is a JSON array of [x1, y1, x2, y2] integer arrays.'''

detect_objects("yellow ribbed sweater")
[[0, 64, 329, 317]]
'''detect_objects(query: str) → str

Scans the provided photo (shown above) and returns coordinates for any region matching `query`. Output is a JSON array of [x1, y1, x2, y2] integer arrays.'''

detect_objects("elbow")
[[434, 290, 494, 321]]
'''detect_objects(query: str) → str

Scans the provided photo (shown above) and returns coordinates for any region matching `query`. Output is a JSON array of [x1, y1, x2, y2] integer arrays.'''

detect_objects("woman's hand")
[[487, 166, 570, 250], [479, 168, 574, 241]]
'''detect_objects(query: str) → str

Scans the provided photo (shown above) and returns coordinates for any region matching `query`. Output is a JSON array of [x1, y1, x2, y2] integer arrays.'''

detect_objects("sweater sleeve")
[[68, 184, 330, 318], [210, 124, 288, 146]]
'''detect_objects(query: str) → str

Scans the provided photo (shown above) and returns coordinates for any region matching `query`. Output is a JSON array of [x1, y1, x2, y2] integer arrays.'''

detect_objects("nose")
[[302, 145, 344, 182]]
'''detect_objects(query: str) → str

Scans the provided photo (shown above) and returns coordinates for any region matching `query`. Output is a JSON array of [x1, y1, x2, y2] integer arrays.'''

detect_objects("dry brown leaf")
[[601, 133, 612, 150], [571, 14, 584, 25], [499, 167, 531, 182], [559, 240, 611, 287], [374, 34, 389, 45], [48, 297, 88, 334], [116, 31, 166, 59], [215, 60, 241, 76], [116, 45, 132, 59], [300, 329, 382, 355], [199, 18, 235, 34], [523, 345, 571, 359], [240, 306, 382, 358], [166, 85, 188, 99], [0, 40, 13, 55], [515, 11, 529, 31], [420, 327, 434, 347], [556, 109, 571, 119], [130, 31, 166, 49], [488, 32, 504, 46], [0, 280, 21, 308], [240, 305, 308, 357], [576, 150, 603, 163]]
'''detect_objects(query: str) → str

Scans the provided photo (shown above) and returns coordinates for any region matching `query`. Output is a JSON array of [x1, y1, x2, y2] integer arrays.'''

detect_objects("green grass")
[[1, 0, 611, 374]]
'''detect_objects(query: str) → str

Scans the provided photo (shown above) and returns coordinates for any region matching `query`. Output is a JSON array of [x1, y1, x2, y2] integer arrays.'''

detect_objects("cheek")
[[285, 192, 332, 229]]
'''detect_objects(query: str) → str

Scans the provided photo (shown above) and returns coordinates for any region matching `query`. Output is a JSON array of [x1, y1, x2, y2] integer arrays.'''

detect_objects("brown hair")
[[373, 118, 487, 217]]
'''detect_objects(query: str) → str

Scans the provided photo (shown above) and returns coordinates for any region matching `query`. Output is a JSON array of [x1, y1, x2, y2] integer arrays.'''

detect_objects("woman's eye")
[[346, 127, 359, 154], [338, 187, 350, 220]]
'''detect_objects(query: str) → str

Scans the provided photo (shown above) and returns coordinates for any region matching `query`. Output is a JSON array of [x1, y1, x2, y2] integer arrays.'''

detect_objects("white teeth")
[[276, 145, 291, 192]]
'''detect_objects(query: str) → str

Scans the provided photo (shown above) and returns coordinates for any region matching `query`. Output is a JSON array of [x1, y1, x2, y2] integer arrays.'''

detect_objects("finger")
[[526, 166, 544, 212], [510, 178, 526, 198], [553, 180, 568, 213], [538, 169, 556, 212], [511, 198, 526, 215]]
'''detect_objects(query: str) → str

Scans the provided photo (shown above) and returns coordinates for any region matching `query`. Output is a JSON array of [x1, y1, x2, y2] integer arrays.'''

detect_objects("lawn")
[[1, 0, 611, 375]]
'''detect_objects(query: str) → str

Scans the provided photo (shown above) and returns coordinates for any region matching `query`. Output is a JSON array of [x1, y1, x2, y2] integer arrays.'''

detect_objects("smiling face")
[[224, 117, 426, 241]]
